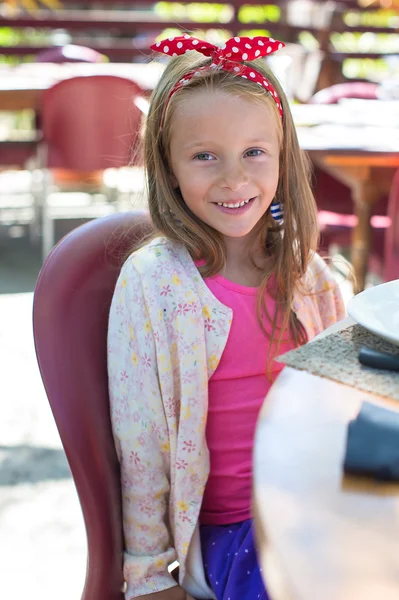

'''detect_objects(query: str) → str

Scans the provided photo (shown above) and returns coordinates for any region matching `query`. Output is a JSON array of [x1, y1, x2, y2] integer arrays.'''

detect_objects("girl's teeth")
[[217, 198, 252, 209]]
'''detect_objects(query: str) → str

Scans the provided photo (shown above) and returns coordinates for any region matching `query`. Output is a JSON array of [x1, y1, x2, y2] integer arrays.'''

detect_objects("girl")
[[107, 34, 345, 600]]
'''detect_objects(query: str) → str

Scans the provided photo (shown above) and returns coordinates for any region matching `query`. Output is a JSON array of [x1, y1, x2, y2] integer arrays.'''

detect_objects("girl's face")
[[169, 89, 280, 245]]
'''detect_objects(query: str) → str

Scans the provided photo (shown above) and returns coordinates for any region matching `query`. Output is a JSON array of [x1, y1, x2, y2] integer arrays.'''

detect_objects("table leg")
[[351, 182, 381, 293]]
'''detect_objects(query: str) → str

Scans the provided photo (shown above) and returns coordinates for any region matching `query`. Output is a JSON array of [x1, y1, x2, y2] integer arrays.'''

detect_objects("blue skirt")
[[200, 519, 269, 600]]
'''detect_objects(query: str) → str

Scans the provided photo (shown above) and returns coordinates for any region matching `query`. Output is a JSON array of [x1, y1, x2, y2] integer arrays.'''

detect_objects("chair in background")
[[34, 45, 108, 139], [33, 210, 153, 600], [36, 44, 108, 64], [309, 82, 379, 105], [36, 75, 147, 259], [384, 169, 399, 282]]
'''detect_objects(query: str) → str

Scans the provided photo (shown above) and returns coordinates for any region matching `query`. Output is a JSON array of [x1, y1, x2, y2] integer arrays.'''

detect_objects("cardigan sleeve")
[[107, 257, 178, 599]]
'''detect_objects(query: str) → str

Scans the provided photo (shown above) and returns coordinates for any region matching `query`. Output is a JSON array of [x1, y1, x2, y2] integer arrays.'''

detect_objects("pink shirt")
[[109, 238, 346, 598], [200, 272, 295, 525]]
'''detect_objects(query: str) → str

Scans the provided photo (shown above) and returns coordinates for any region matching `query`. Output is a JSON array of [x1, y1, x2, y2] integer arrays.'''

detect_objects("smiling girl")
[[107, 34, 345, 600]]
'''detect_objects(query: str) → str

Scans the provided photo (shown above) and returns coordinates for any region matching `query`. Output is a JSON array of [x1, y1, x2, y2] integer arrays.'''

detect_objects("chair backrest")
[[41, 75, 144, 170], [384, 169, 399, 282], [33, 211, 153, 600], [310, 81, 379, 104], [36, 44, 108, 63]]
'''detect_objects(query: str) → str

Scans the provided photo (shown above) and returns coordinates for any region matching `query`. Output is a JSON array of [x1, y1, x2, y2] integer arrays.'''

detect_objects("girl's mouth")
[[214, 197, 256, 213]]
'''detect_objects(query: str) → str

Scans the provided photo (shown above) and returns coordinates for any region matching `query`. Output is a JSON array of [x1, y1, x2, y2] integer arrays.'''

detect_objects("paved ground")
[[0, 171, 146, 600], [0, 237, 86, 600]]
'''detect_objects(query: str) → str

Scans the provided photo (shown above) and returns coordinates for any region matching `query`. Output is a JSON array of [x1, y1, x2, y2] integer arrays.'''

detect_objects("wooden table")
[[294, 102, 399, 291], [253, 366, 399, 600], [308, 150, 399, 292], [0, 62, 163, 111]]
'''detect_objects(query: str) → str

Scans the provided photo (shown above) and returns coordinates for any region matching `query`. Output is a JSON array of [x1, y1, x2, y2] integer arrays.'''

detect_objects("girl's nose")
[[219, 162, 249, 192]]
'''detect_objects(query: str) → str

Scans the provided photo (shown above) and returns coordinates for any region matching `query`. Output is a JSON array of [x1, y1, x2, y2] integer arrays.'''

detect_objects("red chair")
[[310, 82, 379, 105], [37, 75, 146, 259], [34, 46, 108, 149], [33, 211, 152, 600], [41, 75, 144, 171], [384, 169, 399, 282], [36, 44, 108, 64]]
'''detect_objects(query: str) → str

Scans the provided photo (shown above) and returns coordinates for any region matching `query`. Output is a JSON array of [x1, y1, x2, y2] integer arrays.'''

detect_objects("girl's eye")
[[246, 148, 263, 157], [194, 153, 214, 161]]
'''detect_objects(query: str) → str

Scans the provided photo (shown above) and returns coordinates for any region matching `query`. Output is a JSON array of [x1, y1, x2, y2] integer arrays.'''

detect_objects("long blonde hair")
[[140, 50, 319, 357]]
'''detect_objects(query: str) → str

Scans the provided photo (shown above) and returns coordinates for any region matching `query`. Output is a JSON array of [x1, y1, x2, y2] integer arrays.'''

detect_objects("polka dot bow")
[[150, 34, 285, 118]]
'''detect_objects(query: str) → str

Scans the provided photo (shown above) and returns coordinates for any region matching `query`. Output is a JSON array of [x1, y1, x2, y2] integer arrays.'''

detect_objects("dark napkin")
[[344, 401, 399, 481]]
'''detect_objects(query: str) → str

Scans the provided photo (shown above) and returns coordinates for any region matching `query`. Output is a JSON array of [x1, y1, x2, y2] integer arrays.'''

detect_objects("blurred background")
[[0, 0, 398, 598]]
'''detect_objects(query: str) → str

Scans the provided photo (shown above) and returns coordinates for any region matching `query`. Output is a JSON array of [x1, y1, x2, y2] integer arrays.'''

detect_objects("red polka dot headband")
[[150, 35, 285, 119]]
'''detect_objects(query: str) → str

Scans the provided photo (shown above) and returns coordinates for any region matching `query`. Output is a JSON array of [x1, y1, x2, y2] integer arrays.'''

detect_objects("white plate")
[[347, 279, 399, 347]]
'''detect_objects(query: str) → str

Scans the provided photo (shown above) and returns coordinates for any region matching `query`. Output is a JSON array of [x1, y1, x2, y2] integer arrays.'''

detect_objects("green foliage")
[[331, 31, 399, 54], [343, 9, 399, 29], [154, 3, 233, 23], [0, 26, 50, 47], [298, 31, 319, 51], [238, 29, 271, 37], [343, 58, 393, 81], [0, 27, 21, 46], [238, 5, 280, 25], [154, 3, 280, 25], [157, 28, 231, 43]]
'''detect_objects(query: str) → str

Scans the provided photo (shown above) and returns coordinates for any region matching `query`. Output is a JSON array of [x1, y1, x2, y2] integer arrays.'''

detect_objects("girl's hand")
[[186, 594, 196, 600]]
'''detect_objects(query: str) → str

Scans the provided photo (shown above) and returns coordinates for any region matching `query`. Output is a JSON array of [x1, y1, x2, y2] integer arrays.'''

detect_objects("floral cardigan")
[[107, 237, 346, 600]]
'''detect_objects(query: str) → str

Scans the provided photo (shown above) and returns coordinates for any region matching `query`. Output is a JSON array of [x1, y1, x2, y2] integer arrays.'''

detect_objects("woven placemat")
[[276, 324, 399, 402]]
